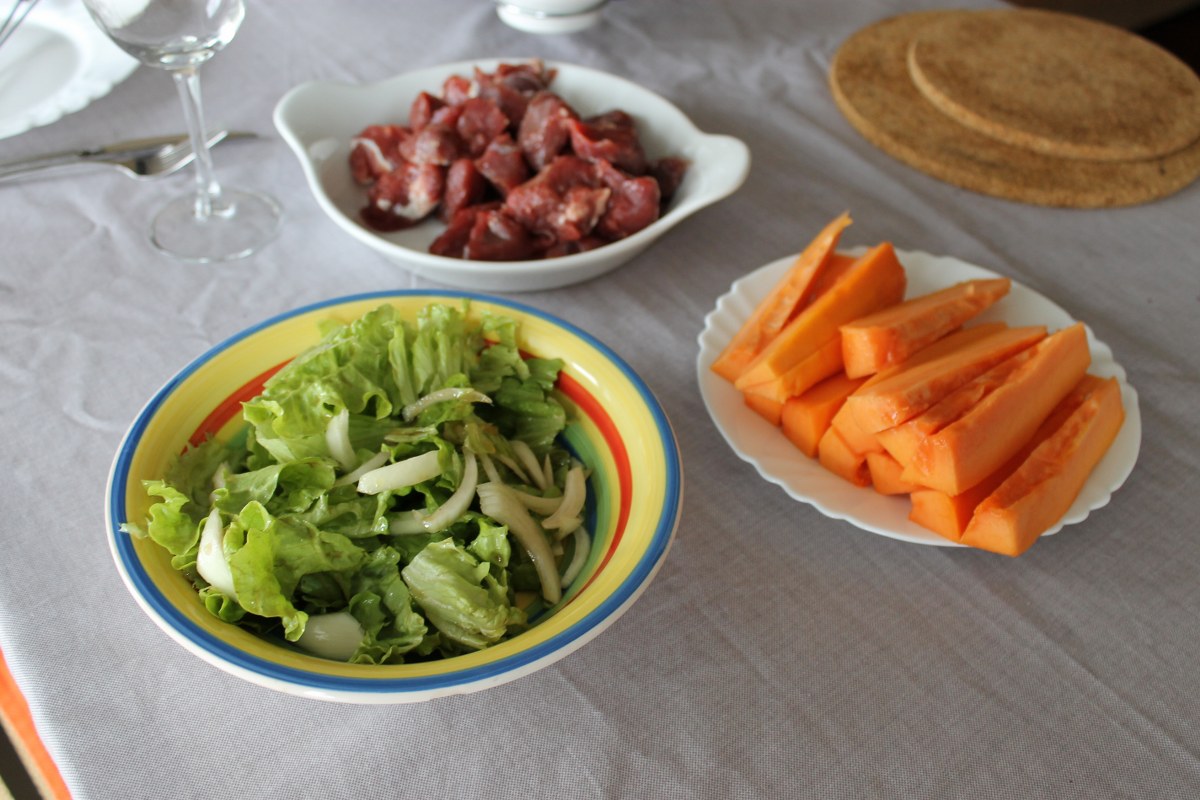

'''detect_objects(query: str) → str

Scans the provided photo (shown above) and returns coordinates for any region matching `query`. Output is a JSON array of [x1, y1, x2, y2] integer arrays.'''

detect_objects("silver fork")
[[0, 0, 39, 51], [0, 130, 254, 182]]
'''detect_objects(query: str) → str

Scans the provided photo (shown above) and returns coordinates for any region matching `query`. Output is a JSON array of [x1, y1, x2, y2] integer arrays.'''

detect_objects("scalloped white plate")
[[696, 248, 1141, 547], [0, 1, 138, 140]]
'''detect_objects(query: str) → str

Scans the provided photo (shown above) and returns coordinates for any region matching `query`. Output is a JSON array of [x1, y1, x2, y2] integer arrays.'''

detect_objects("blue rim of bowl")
[[107, 289, 682, 695]]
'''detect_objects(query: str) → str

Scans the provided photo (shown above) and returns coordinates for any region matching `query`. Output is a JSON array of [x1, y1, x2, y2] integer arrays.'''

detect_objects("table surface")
[[2, 1, 1198, 798]]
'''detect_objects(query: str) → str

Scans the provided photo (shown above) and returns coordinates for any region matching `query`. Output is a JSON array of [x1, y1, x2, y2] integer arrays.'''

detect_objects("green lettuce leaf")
[[224, 502, 366, 641], [401, 537, 523, 651], [135, 480, 200, 556], [211, 457, 336, 517], [346, 547, 431, 664]]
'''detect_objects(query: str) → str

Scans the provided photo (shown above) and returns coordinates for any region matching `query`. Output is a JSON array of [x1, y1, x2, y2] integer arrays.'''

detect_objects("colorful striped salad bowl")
[[106, 291, 682, 703]]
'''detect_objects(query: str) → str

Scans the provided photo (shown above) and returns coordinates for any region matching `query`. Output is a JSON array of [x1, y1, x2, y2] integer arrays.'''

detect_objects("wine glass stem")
[[170, 65, 223, 219]]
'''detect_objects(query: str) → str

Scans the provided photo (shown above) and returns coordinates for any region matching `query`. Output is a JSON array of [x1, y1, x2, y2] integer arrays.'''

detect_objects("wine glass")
[[81, 0, 281, 263]]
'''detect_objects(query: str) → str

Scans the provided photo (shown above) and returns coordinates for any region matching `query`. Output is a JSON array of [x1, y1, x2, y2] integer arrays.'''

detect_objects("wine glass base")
[[150, 188, 282, 263]]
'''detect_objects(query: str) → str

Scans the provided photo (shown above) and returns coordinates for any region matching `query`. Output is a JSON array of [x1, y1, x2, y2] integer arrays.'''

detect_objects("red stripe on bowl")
[[556, 372, 632, 573], [188, 361, 288, 446]]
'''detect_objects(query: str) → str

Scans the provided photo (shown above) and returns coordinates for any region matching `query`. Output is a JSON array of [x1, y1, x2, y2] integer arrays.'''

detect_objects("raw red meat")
[[567, 111, 648, 175], [398, 123, 461, 166], [350, 124, 409, 184], [478, 62, 555, 124], [506, 156, 611, 243], [409, 92, 445, 131], [593, 159, 661, 240], [353, 61, 688, 261], [364, 160, 444, 227], [442, 74, 474, 106], [464, 208, 538, 261], [456, 97, 512, 158], [650, 156, 691, 205], [476, 133, 530, 196], [441, 158, 489, 221], [518, 91, 578, 171]]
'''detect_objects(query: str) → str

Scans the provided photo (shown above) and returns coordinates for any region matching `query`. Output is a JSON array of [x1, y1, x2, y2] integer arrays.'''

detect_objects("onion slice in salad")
[[325, 408, 357, 470], [402, 387, 492, 422], [333, 450, 389, 487], [357, 450, 442, 495], [560, 526, 591, 588], [543, 463, 585, 530], [510, 440, 548, 490], [389, 509, 427, 535], [480, 452, 504, 485], [477, 481, 562, 605], [493, 452, 531, 485], [196, 509, 237, 600], [295, 611, 365, 661], [513, 488, 563, 517], [421, 451, 478, 533]]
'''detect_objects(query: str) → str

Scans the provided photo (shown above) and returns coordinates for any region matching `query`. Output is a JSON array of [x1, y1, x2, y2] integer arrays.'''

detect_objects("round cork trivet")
[[907, 9, 1200, 161], [828, 11, 1200, 208]]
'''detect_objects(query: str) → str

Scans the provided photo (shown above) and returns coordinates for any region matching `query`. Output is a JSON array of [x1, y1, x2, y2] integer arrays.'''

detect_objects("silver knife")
[[0, 130, 258, 181]]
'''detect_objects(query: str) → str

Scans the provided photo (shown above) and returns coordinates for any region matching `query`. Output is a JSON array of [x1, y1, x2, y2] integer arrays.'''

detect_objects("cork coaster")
[[828, 11, 1200, 208], [907, 9, 1200, 161]]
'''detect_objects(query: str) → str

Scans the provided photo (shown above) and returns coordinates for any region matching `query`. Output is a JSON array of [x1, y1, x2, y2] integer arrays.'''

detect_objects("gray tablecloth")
[[2, 1, 1198, 798]]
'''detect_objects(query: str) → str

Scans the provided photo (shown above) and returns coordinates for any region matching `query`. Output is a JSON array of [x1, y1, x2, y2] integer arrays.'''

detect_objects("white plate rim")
[[0, 1, 138, 140], [696, 247, 1142, 547]]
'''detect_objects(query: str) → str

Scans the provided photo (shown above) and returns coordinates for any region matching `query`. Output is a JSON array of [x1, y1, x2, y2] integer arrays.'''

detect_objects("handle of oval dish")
[[673, 134, 751, 215]]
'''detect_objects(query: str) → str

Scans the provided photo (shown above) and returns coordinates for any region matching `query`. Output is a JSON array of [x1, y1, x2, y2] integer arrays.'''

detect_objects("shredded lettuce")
[[127, 302, 586, 663]]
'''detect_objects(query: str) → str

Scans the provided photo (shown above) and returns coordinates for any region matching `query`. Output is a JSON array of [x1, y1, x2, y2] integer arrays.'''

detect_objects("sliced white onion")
[[196, 508, 237, 600], [510, 439, 547, 490], [494, 452, 530, 485], [477, 481, 561, 605], [421, 451, 477, 533], [542, 454, 554, 491], [389, 510, 427, 535], [211, 462, 231, 491], [560, 527, 591, 588], [402, 387, 492, 422], [209, 462, 232, 503], [480, 452, 504, 484], [295, 611, 364, 661], [357, 450, 442, 495], [333, 450, 389, 487], [543, 463, 585, 530], [513, 488, 563, 517], [325, 408, 356, 470], [551, 517, 582, 540]]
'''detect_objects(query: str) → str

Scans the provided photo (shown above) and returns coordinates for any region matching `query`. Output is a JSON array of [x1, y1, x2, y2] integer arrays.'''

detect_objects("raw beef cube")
[[568, 110, 648, 175], [476, 133, 530, 196], [594, 160, 661, 240], [649, 156, 690, 205], [350, 124, 410, 184], [398, 123, 462, 166], [362, 160, 445, 229], [456, 97, 511, 158], [464, 208, 538, 261], [441, 158, 490, 221], [505, 156, 611, 243], [410, 92, 445, 130], [518, 91, 578, 171]]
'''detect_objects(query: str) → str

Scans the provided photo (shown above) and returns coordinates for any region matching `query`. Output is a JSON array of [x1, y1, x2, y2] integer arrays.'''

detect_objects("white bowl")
[[495, 1, 608, 34], [273, 59, 750, 292]]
